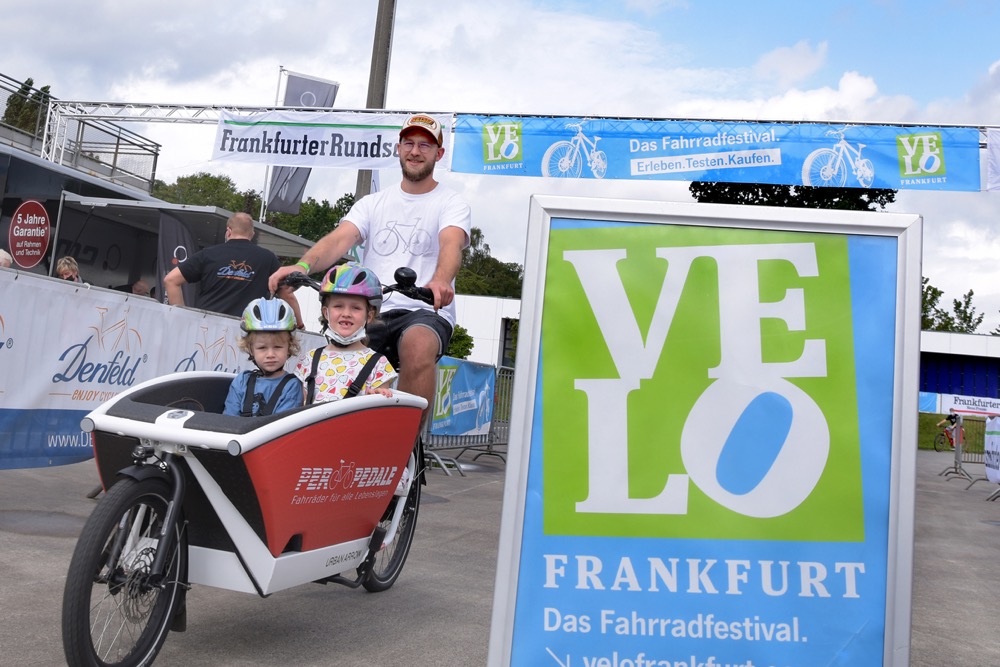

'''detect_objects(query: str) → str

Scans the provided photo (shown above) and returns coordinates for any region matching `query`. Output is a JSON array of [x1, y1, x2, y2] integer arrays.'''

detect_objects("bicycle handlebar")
[[382, 267, 436, 305], [279, 266, 435, 306]]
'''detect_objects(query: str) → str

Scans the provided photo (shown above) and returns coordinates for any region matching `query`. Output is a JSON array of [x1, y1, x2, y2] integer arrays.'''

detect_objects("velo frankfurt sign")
[[488, 198, 922, 667]]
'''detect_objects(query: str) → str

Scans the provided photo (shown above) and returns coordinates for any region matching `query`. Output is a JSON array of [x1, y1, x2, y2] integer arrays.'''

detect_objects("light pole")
[[355, 0, 395, 200]]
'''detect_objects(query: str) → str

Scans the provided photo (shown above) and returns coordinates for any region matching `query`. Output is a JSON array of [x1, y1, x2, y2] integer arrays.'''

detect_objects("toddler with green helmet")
[[223, 296, 304, 417]]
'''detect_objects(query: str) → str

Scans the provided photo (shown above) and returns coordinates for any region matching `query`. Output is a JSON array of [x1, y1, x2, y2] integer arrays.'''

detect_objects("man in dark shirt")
[[163, 212, 281, 317]]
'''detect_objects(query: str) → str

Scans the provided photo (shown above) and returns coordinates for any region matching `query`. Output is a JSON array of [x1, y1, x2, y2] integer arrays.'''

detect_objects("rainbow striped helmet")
[[319, 263, 383, 310]]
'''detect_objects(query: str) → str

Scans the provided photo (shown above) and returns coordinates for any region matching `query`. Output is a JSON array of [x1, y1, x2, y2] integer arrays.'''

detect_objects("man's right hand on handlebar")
[[424, 277, 454, 311], [269, 264, 307, 294]]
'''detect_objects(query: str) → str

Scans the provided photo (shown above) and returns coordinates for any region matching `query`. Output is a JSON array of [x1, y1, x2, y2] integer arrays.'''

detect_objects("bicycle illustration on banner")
[[541, 121, 608, 179], [801, 126, 875, 188]]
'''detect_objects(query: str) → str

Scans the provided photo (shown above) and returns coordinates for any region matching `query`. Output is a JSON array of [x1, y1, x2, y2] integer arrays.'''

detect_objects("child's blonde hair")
[[238, 330, 300, 358]]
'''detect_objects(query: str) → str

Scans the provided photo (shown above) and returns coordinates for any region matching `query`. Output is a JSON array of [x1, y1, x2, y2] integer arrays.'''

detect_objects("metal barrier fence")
[[0, 73, 158, 192], [939, 415, 989, 487], [423, 365, 514, 475]]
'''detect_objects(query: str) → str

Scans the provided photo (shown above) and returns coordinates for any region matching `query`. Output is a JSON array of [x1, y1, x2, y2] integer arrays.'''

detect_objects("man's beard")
[[400, 155, 435, 182]]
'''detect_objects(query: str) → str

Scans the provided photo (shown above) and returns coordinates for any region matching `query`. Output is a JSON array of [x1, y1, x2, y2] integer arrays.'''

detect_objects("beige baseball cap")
[[399, 114, 444, 145]]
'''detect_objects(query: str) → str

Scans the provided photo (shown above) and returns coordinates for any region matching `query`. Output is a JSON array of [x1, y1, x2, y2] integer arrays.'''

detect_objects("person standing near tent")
[[268, 113, 471, 426], [164, 212, 283, 318]]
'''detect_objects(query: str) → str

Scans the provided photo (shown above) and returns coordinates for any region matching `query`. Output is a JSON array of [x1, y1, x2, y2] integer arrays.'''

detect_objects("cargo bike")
[[62, 269, 433, 667]]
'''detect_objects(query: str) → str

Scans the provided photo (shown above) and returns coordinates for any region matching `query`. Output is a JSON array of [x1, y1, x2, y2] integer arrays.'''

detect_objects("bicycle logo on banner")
[[89, 306, 142, 354], [801, 126, 876, 188], [541, 121, 609, 179]]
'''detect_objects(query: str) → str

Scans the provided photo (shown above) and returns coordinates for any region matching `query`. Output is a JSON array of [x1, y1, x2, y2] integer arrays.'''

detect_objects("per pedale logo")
[[482, 121, 523, 170]]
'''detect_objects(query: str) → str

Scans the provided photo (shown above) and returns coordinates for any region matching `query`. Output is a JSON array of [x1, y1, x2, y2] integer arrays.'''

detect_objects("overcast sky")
[[8, 0, 1000, 329]]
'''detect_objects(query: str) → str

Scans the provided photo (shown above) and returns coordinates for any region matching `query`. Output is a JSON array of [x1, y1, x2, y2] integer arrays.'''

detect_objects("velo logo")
[[483, 121, 522, 163], [542, 225, 864, 541], [434, 364, 458, 420], [897, 131, 945, 178]]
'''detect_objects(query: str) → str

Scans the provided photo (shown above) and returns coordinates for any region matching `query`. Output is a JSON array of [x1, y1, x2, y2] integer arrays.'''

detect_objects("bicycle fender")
[[115, 463, 170, 484]]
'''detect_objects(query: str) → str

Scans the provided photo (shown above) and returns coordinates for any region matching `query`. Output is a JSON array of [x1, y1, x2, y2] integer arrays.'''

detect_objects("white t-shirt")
[[346, 182, 471, 326]]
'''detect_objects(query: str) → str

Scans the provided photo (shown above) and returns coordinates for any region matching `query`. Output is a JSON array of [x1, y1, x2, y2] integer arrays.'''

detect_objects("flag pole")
[[260, 65, 285, 223]]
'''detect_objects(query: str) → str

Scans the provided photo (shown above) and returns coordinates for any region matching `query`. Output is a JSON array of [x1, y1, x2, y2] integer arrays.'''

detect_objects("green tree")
[[922, 277, 948, 330], [2, 77, 51, 136], [456, 227, 523, 298], [267, 193, 354, 242], [949, 289, 983, 333], [445, 323, 474, 359], [152, 172, 356, 244], [152, 171, 256, 212]]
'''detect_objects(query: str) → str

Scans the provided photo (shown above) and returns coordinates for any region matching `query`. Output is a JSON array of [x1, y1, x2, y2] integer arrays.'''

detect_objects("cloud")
[[623, 0, 689, 17], [8, 1, 1000, 332], [754, 40, 828, 88]]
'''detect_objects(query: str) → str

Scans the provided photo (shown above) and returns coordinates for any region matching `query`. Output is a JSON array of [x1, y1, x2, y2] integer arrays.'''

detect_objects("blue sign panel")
[[453, 115, 981, 191], [431, 356, 496, 436]]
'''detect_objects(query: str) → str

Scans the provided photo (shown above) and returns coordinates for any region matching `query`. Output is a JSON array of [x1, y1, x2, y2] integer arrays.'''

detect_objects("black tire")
[[362, 452, 421, 592], [934, 432, 947, 452], [63, 477, 186, 667]]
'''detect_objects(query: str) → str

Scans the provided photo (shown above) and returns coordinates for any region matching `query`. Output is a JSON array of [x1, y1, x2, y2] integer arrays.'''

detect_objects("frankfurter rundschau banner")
[[211, 111, 452, 170], [452, 115, 981, 191], [488, 198, 922, 666]]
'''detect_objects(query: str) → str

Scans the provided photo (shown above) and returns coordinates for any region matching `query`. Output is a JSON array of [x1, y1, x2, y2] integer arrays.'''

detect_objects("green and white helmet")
[[241, 297, 296, 332]]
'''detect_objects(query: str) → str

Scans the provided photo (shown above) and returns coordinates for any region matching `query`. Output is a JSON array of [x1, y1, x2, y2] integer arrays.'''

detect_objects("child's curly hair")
[[238, 330, 300, 358]]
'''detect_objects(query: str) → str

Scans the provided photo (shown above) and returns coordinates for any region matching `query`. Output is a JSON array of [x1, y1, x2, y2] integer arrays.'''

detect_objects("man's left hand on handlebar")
[[425, 278, 454, 311]]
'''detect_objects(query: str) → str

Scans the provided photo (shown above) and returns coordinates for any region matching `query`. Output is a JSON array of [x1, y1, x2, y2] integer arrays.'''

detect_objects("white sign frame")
[[488, 196, 922, 667]]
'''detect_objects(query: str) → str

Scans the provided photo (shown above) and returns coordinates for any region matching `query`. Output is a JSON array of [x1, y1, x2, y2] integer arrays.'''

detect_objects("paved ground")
[[0, 448, 997, 666]]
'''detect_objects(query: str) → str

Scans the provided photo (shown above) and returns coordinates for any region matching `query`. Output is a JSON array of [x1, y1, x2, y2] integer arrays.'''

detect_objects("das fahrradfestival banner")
[[488, 198, 922, 666], [453, 115, 981, 191], [211, 111, 452, 171]]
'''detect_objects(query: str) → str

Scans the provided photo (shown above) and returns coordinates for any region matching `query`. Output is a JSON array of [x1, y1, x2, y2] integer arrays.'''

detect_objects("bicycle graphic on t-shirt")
[[370, 219, 433, 256], [218, 260, 254, 281]]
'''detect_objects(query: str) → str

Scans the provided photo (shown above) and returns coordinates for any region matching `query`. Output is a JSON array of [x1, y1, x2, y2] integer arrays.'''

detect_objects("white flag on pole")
[[987, 128, 1000, 191]]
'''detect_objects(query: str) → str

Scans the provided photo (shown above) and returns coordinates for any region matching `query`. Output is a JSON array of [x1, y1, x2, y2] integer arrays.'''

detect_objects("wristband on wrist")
[[295, 260, 311, 273]]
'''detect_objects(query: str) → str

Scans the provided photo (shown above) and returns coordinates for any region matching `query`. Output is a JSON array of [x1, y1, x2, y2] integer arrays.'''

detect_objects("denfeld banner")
[[453, 115, 981, 191], [487, 198, 922, 666]]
